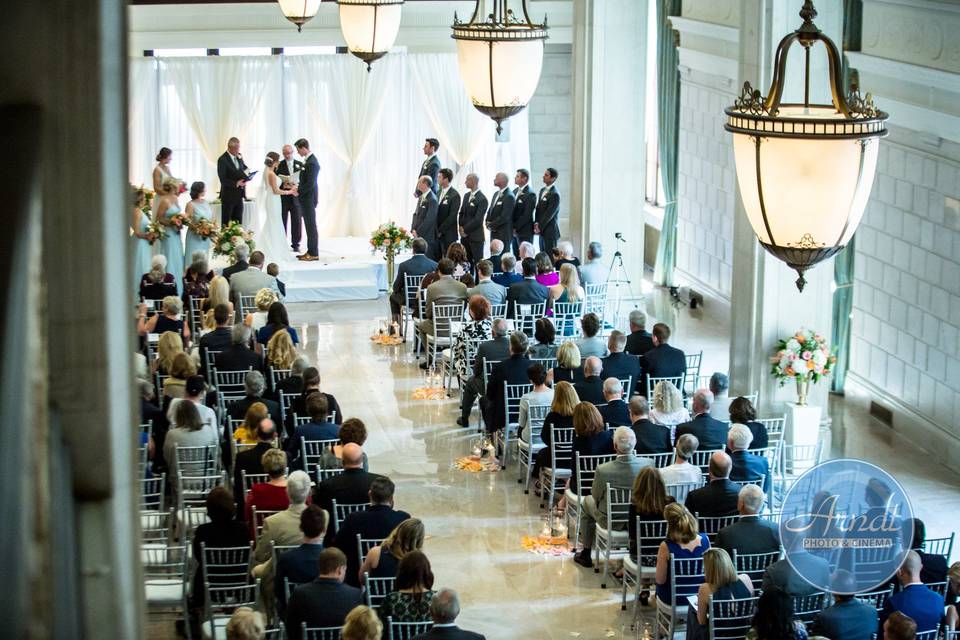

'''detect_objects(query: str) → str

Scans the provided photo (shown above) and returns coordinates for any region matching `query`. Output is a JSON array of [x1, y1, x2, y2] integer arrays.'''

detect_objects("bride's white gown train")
[[253, 173, 292, 263]]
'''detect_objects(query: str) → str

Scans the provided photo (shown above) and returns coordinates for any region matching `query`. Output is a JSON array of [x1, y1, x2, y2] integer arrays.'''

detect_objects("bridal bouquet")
[[145, 220, 164, 245], [214, 221, 256, 263], [770, 329, 836, 404], [191, 218, 218, 239], [369, 221, 413, 255]]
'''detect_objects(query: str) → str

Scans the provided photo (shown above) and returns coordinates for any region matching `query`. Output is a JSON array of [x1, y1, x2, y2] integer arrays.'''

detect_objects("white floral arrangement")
[[213, 221, 255, 264], [770, 329, 836, 385]]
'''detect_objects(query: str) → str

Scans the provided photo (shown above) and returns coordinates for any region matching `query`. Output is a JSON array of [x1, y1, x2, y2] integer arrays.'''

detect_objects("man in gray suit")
[[716, 484, 780, 557], [574, 427, 652, 568], [458, 173, 487, 265], [230, 250, 282, 310], [466, 260, 507, 306], [485, 172, 516, 247], [418, 258, 468, 369], [458, 318, 510, 428], [412, 176, 440, 260]]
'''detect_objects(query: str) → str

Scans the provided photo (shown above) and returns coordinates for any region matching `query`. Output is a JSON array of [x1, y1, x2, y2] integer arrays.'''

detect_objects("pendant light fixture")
[[337, 0, 405, 71], [277, 0, 322, 32]]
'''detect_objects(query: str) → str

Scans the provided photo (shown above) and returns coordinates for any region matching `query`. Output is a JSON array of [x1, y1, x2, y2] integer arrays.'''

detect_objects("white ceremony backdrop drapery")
[[128, 53, 530, 239]]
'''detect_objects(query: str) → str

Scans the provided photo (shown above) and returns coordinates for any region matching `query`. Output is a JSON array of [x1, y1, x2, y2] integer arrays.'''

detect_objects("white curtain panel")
[[129, 57, 159, 187]]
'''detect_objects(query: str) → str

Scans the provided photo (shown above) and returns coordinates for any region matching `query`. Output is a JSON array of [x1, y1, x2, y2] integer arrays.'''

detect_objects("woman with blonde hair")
[[225, 607, 264, 640], [687, 547, 754, 639], [155, 177, 185, 293], [203, 275, 234, 330], [548, 261, 584, 304], [650, 380, 691, 426], [342, 605, 382, 640], [532, 381, 580, 480], [153, 330, 184, 374], [265, 328, 296, 370], [163, 352, 197, 400], [244, 287, 277, 331], [138, 295, 191, 345], [234, 401, 269, 444], [549, 340, 582, 385], [359, 518, 425, 581], [655, 502, 710, 606], [244, 448, 290, 528]]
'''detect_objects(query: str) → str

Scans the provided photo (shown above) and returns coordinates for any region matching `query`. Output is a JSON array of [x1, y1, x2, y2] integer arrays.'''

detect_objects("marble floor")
[[148, 288, 960, 639]]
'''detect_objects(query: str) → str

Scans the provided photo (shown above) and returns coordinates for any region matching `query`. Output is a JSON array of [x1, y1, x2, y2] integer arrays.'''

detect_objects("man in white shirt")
[[579, 241, 607, 285], [659, 433, 703, 486]]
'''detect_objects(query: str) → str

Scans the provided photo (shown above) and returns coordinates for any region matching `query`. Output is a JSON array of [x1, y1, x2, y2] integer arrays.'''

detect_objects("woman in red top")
[[245, 448, 291, 534]]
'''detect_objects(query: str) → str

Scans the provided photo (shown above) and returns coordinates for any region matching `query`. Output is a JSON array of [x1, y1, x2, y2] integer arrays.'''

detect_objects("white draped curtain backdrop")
[[128, 53, 531, 239]]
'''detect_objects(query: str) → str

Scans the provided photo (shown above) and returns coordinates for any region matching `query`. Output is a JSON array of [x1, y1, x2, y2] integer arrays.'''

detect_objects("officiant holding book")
[[217, 136, 250, 224]]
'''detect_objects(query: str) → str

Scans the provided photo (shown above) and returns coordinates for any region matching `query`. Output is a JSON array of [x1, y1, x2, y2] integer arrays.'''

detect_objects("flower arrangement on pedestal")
[[369, 221, 413, 286], [770, 329, 836, 405], [213, 221, 255, 264]]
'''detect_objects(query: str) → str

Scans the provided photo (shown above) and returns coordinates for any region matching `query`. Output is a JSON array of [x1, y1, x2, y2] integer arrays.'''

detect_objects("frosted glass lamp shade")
[[338, 0, 404, 69], [455, 38, 544, 120], [277, 0, 321, 31]]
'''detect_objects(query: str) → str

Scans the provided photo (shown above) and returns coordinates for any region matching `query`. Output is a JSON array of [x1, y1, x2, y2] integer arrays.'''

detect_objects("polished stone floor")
[[148, 288, 960, 639]]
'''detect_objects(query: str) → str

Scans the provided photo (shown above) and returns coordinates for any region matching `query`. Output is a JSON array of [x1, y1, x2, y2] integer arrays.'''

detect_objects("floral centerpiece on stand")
[[213, 220, 255, 264], [369, 221, 413, 286], [770, 329, 836, 405]]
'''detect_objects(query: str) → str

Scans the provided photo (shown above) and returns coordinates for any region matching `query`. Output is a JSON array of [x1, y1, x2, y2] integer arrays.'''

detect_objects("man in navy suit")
[[294, 138, 321, 261], [485, 172, 516, 247], [506, 257, 548, 318], [880, 551, 945, 638], [906, 518, 949, 585], [285, 548, 363, 640], [598, 378, 631, 427], [333, 477, 410, 587], [436, 168, 461, 256], [275, 505, 327, 618], [727, 423, 771, 494], [534, 167, 561, 254], [685, 452, 740, 517], [216, 136, 250, 224], [600, 330, 642, 390], [412, 176, 440, 260], [675, 390, 730, 451], [812, 570, 880, 640], [640, 322, 687, 396], [511, 168, 536, 255], [492, 253, 523, 288], [716, 484, 780, 556], [482, 331, 532, 434], [573, 357, 605, 405], [628, 397, 672, 454], [411, 588, 486, 640], [390, 238, 438, 326], [457, 173, 487, 265], [285, 393, 339, 471], [625, 309, 655, 356]]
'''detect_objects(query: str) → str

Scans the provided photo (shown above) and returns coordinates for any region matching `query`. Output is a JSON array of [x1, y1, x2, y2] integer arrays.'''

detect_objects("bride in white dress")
[[254, 152, 295, 262]]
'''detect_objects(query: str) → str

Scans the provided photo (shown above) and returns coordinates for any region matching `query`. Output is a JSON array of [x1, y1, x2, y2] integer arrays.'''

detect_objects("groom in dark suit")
[[295, 138, 320, 261], [276, 143, 304, 252], [217, 137, 250, 224]]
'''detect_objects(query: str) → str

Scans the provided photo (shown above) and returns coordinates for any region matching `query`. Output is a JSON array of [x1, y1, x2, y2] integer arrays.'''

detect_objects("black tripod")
[[605, 234, 640, 324]]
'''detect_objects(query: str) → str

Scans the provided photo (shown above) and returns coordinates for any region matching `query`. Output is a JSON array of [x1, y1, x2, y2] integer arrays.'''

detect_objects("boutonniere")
[[442, 198, 449, 204]]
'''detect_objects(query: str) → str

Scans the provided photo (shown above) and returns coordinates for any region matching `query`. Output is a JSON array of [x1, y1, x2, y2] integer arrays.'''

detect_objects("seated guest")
[[600, 330, 642, 385], [905, 518, 949, 585], [166, 374, 218, 437], [267, 262, 285, 297], [528, 318, 558, 359], [640, 322, 687, 393], [272, 355, 309, 399], [649, 380, 690, 426], [625, 309, 654, 356], [574, 426, 647, 568], [482, 331, 531, 434], [571, 402, 616, 469], [466, 260, 506, 306], [573, 356, 605, 405], [265, 329, 297, 372], [417, 258, 469, 369], [685, 452, 740, 517], [675, 389, 729, 450], [547, 263, 584, 336], [727, 423, 771, 495], [411, 588, 486, 640], [598, 378, 631, 427], [225, 607, 264, 640], [153, 330, 184, 375], [708, 372, 733, 421], [202, 275, 235, 329], [140, 254, 178, 301], [198, 303, 234, 378], [286, 393, 339, 471], [313, 444, 385, 546], [342, 605, 382, 640], [517, 240, 537, 267], [321, 418, 369, 471], [629, 396, 672, 455], [189, 487, 250, 618], [655, 503, 710, 605], [880, 551, 945, 638], [506, 257, 548, 318], [628, 466, 675, 568], [288, 367, 343, 435], [487, 239, 506, 274], [138, 295, 191, 345], [575, 313, 608, 359], [164, 399, 219, 481], [946, 562, 960, 631], [812, 569, 879, 640], [231, 250, 282, 301], [285, 548, 363, 640], [244, 287, 278, 332], [360, 518, 425, 580], [222, 242, 250, 282], [334, 476, 410, 587], [518, 363, 554, 443], [389, 238, 437, 326], [451, 295, 492, 383], [215, 324, 265, 374], [659, 434, 703, 486], [444, 242, 475, 287], [729, 396, 769, 450], [883, 612, 918, 640], [162, 352, 197, 403], [550, 340, 583, 385], [554, 240, 581, 270], [458, 318, 511, 428], [233, 418, 277, 514], [716, 484, 780, 556], [275, 505, 328, 618], [233, 402, 269, 445], [763, 542, 831, 597], [256, 302, 299, 347], [378, 551, 436, 624], [491, 253, 523, 288], [227, 371, 283, 429], [747, 588, 810, 640], [244, 448, 291, 527], [687, 548, 755, 640], [531, 381, 579, 479], [183, 254, 211, 302], [578, 241, 605, 285], [534, 251, 559, 287]]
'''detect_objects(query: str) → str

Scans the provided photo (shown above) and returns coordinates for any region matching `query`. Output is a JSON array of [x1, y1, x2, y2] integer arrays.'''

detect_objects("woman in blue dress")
[[655, 502, 711, 607], [131, 187, 156, 296], [155, 178, 184, 294], [183, 181, 213, 271]]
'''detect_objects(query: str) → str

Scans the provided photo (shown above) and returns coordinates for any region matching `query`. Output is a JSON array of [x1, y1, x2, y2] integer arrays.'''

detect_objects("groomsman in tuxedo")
[[276, 144, 304, 252], [457, 173, 487, 265], [512, 168, 536, 255], [411, 176, 440, 259], [535, 167, 561, 254], [217, 137, 250, 224], [295, 138, 320, 261], [485, 172, 515, 249], [416, 138, 441, 197], [436, 168, 461, 256]]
